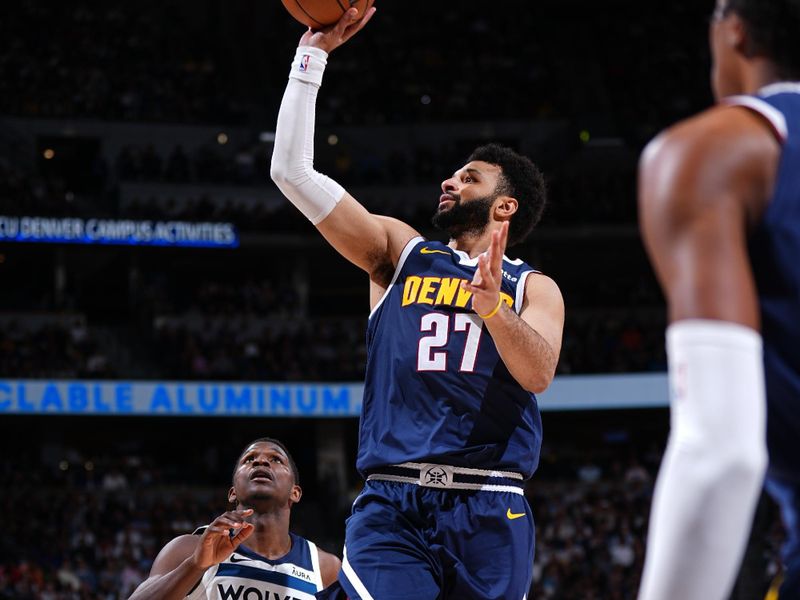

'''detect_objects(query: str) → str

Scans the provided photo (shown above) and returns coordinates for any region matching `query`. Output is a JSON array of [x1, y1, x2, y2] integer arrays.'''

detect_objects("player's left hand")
[[299, 6, 377, 54], [463, 221, 509, 318]]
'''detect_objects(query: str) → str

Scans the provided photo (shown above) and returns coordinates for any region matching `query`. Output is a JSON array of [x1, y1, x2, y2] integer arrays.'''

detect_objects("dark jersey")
[[357, 236, 544, 478], [730, 83, 800, 481], [187, 531, 325, 600]]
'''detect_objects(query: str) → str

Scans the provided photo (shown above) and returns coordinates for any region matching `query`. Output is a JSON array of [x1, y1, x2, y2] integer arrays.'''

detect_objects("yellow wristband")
[[477, 295, 504, 320]]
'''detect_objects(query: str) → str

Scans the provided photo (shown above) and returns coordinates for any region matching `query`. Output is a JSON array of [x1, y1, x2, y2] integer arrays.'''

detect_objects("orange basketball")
[[280, 0, 375, 29]]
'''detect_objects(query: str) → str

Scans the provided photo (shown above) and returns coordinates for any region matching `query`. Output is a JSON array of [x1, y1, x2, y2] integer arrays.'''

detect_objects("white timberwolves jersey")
[[186, 531, 325, 600]]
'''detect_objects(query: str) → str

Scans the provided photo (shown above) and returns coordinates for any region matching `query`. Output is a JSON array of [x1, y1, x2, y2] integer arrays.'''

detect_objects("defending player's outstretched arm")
[[270, 8, 418, 290]]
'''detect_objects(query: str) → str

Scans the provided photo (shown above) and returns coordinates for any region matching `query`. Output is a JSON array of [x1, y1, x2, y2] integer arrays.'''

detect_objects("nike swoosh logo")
[[229, 554, 249, 563], [420, 247, 450, 255], [507, 508, 526, 520]]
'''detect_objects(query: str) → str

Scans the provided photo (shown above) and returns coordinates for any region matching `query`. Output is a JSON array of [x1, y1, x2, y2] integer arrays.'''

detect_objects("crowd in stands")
[[0, 427, 780, 600], [129, 275, 334, 380], [0, 162, 85, 219], [112, 140, 465, 191], [558, 311, 667, 375], [114, 143, 266, 187], [318, 2, 713, 141], [0, 3, 246, 123], [530, 466, 652, 598], [2, 1, 711, 138], [530, 449, 783, 600], [126, 268, 667, 378], [0, 1, 768, 598], [144, 309, 667, 382], [0, 451, 254, 600], [0, 307, 665, 381], [0, 318, 113, 380], [546, 164, 638, 226], [150, 316, 367, 382], [2, 144, 640, 234]]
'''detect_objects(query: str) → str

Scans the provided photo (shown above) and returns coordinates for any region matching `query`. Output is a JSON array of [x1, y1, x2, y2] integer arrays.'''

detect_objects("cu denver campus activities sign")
[[0, 375, 669, 416], [0, 216, 238, 248]]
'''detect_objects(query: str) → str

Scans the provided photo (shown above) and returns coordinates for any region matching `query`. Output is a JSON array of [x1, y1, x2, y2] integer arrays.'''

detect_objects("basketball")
[[280, 0, 375, 29]]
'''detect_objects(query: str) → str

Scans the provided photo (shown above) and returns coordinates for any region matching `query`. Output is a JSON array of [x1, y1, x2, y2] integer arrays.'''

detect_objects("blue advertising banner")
[[0, 374, 670, 417], [0, 216, 238, 248], [0, 381, 362, 417]]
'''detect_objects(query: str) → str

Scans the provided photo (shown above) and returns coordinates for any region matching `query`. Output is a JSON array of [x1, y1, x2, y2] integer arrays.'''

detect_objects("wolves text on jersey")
[[217, 583, 304, 600]]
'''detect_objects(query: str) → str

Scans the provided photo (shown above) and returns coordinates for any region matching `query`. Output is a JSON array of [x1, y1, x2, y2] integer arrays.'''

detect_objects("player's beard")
[[431, 193, 495, 239]]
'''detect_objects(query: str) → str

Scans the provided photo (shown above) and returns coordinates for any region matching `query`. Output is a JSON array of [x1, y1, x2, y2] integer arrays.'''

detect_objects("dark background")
[[0, 1, 782, 598]]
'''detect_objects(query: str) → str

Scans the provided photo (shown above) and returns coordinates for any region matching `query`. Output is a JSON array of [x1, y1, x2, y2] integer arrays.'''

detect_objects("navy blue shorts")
[[339, 477, 534, 600], [766, 476, 800, 598]]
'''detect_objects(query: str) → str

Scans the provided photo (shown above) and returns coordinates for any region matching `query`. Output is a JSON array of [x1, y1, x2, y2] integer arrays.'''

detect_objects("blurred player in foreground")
[[638, 0, 800, 598], [270, 8, 564, 600], [128, 438, 342, 600]]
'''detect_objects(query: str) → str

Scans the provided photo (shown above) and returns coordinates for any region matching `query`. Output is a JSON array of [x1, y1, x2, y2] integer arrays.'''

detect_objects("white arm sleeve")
[[638, 319, 768, 600], [269, 46, 346, 225]]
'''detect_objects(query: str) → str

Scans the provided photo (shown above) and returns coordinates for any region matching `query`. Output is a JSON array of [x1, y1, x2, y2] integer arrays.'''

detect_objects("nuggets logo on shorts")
[[423, 465, 449, 487]]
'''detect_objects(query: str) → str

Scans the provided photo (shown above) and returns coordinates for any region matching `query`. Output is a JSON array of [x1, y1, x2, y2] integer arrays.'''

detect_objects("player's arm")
[[636, 106, 779, 600], [463, 222, 564, 393], [270, 8, 419, 283], [128, 510, 254, 600], [128, 535, 205, 600], [316, 547, 342, 589]]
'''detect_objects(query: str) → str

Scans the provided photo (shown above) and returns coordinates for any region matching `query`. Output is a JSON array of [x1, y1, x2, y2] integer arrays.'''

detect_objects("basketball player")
[[637, 1, 800, 598], [128, 438, 343, 600], [270, 8, 564, 600]]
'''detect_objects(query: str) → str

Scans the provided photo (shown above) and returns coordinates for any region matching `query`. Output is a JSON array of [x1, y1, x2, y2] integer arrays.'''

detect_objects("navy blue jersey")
[[731, 83, 800, 482], [357, 236, 544, 478], [187, 531, 327, 600]]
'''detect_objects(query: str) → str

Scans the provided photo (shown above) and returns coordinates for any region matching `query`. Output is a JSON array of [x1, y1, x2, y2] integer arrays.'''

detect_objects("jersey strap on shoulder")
[[304, 539, 325, 592], [723, 95, 788, 143], [368, 236, 424, 320]]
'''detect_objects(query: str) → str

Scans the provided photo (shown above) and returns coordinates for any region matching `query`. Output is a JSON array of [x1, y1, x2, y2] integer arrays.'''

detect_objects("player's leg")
[[765, 476, 800, 598], [340, 481, 441, 600], [433, 490, 534, 600]]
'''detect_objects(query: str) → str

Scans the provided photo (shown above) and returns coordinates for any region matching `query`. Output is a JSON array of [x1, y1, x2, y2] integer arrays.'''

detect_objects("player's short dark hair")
[[468, 144, 547, 246], [232, 437, 300, 485], [726, 0, 800, 78]]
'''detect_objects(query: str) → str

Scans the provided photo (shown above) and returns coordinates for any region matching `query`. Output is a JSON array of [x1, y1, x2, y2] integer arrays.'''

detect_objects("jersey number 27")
[[418, 313, 483, 372]]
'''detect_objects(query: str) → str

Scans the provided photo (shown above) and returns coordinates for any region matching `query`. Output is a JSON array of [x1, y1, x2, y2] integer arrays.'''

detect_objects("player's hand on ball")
[[192, 508, 254, 569], [299, 7, 376, 54], [463, 221, 510, 318]]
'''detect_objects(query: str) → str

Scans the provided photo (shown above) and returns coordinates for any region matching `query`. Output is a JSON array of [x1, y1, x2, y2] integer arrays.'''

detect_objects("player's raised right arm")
[[270, 8, 418, 277]]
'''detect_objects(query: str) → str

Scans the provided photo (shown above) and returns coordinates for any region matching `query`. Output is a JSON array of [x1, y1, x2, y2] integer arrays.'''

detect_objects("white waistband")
[[396, 461, 524, 480], [366, 462, 525, 495]]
